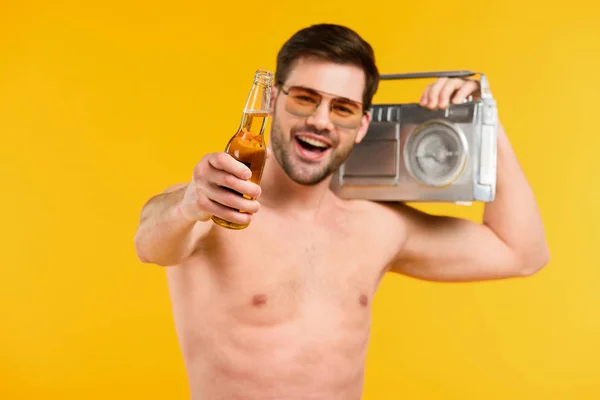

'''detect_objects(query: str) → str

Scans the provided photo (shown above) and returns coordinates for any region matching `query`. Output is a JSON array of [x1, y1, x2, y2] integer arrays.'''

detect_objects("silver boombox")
[[330, 70, 498, 204]]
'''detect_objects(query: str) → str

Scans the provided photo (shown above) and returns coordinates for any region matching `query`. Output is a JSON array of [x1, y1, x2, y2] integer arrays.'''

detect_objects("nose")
[[305, 101, 335, 132]]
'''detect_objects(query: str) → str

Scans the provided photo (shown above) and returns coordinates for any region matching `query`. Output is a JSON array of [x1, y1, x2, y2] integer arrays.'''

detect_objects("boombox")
[[329, 71, 498, 204]]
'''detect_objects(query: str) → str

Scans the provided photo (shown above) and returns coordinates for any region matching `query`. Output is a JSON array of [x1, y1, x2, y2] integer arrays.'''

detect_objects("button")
[[386, 107, 393, 122]]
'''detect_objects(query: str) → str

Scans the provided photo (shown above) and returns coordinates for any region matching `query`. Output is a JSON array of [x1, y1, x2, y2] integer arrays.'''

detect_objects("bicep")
[[390, 204, 522, 282]]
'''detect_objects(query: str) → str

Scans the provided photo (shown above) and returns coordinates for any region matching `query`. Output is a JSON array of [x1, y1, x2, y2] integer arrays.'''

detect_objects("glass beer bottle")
[[211, 69, 274, 230]]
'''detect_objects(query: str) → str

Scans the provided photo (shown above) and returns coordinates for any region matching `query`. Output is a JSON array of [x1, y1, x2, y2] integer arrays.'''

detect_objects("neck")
[[259, 147, 333, 214]]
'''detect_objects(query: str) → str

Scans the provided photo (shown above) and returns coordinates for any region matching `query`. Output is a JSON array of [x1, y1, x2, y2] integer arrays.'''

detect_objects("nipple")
[[252, 294, 268, 307], [359, 294, 369, 307]]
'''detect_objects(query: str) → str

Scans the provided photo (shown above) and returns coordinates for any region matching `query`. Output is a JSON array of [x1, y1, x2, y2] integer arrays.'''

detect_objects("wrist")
[[176, 198, 211, 223]]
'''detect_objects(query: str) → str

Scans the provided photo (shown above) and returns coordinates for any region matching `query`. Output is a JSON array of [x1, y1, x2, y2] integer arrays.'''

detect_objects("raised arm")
[[389, 78, 550, 282], [134, 152, 262, 266]]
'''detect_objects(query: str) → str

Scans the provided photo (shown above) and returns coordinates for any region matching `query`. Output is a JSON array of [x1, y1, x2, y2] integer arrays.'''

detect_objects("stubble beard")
[[269, 111, 356, 186]]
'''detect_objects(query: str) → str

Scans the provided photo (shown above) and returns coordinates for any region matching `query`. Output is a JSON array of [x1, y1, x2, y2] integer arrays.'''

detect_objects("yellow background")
[[1, 0, 599, 399]]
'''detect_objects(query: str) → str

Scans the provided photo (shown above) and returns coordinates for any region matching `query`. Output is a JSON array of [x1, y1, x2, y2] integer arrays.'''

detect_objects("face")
[[269, 57, 371, 186]]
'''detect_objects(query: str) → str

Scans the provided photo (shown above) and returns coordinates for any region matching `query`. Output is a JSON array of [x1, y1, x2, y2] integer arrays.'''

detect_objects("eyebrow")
[[289, 85, 362, 104]]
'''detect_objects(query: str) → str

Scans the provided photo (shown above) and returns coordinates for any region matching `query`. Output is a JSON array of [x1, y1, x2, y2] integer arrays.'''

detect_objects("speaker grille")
[[404, 120, 468, 187]]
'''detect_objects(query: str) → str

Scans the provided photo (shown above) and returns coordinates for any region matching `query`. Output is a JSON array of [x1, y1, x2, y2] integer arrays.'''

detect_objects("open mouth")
[[294, 135, 331, 160]]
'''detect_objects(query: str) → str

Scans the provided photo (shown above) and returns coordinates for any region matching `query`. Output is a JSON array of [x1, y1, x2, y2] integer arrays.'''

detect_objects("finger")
[[438, 79, 464, 109], [426, 78, 449, 109], [199, 196, 253, 226], [210, 168, 262, 199], [204, 183, 261, 215], [208, 152, 252, 180], [419, 84, 432, 106], [266, 147, 272, 159], [213, 204, 253, 226], [451, 80, 480, 104]]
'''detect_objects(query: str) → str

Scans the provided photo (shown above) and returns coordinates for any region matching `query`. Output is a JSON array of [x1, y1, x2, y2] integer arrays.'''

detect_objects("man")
[[134, 23, 549, 400]]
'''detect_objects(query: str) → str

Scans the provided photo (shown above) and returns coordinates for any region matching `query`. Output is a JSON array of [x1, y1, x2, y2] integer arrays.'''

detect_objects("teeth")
[[297, 136, 329, 148]]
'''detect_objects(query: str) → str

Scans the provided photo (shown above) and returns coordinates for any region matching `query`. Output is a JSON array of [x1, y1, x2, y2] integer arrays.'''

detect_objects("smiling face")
[[269, 57, 372, 186]]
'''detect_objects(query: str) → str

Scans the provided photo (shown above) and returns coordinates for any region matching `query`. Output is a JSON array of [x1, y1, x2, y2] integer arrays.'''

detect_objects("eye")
[[333, 105, 353, 115], [294, 95, 315, 103]]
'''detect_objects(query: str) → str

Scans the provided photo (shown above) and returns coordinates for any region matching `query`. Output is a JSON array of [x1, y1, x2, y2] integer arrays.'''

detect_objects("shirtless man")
[[134, 23, 550, 400]]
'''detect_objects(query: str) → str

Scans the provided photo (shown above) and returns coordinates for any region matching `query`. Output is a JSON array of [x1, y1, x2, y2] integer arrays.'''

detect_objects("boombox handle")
[[379, 70, 493, 100]]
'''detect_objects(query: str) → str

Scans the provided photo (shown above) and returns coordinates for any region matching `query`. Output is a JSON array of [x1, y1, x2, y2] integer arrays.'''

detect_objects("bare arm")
[[134, 183, 210, 266], [389, 78, 550, 282], [134, 152, 262, 266]]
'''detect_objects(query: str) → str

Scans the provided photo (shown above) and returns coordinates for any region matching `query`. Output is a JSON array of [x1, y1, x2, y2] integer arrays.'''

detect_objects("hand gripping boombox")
[[329, 71, 498, 204]]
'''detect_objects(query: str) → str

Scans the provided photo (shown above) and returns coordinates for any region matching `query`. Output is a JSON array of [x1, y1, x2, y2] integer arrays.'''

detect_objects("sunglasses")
[[278, 84, 365, 129]]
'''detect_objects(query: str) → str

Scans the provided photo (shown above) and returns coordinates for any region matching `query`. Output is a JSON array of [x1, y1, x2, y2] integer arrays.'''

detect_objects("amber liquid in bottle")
[[211, 70, 273, 230]]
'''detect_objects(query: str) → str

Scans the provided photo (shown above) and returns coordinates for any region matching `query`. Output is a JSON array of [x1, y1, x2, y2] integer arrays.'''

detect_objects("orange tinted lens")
[[285, 87, 321, 116], [329, 99, 362, 129], [284, 86, 363, 129]]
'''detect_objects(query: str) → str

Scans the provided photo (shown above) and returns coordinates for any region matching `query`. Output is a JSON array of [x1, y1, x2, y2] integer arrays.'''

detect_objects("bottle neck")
[[243, 70, 273, 114]]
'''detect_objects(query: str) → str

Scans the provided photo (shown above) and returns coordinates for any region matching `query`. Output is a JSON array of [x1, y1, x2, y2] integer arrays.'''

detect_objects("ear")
[[268, 86, 278, 116], [354, 111, 372, 144]]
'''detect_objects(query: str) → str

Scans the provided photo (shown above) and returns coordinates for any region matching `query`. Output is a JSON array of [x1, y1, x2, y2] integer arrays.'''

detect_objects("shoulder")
[[328, 196, 416, 271], [331, 195, 411, 244], [334, 196, 410, 224]]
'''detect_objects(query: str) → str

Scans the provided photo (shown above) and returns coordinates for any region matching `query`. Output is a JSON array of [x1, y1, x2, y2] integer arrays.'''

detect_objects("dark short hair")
[[275, 23, 380, 110]]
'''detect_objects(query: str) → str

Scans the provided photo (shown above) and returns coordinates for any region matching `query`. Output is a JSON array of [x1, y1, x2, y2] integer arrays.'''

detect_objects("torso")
[[166, 197, 405, 400]]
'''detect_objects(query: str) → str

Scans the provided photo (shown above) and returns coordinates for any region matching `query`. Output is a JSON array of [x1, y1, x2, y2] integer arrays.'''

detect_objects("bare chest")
[[196, 212, 391, 326]]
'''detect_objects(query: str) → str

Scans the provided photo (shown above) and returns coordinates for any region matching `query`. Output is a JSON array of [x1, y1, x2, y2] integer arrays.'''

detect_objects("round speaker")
[[403, 120, 468, 187]]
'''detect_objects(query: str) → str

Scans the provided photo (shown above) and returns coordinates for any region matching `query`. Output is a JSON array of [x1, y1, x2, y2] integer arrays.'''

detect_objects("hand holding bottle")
[[179, 152, 263, 226], [210, 69, 274, 230]]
